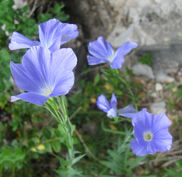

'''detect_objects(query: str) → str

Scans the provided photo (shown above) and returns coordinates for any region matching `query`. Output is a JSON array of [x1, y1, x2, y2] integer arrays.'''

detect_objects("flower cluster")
[[9, 18, 173, 158], [96, 94, 172, 156], [89, 37, 173, 156], [9, 18, 78, 105]]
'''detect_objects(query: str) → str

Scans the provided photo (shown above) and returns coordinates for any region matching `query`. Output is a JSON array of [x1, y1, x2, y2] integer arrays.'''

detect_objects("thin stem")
[[75, 129, 99, 161], [45, 97, 75, 167]]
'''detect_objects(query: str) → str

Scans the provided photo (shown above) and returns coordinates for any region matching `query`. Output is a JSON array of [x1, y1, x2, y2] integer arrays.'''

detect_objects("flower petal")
[[50, 71, 74, 96], [110, 93, 117, 109], [110, 55, 125, 69], [118, 104, 136, 118], [116, 41, 138, 56], [10, 61, 39, 92], [88, 36, 114, 60], [9, 32, 40, 50], [153, 128, 172, 152], [87, 55, 107, 65], [52, 48, 77, 72], [107, 108, 117, 118], [130, 139, 148, 156], [38, 19, 62, 52], [21, 47, 52, 92], [11, 92, 48, 105], [110, 41, 138, 69], [152, 114, 172, 133], [59, 23, 79, 45], [96, 95, 111, 113]]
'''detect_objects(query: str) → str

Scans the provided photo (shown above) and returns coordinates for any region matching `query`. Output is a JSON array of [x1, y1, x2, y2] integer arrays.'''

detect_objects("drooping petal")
[[59, 23, 79, 45], [87, 55, 108, 65], [118, 104, 136, 118], [110, 93, 117, 110], [50, 71, 74, 96], [38, 19, 62, 52], [88, 36, 114, 61], [96, 95, 111, 113], [9, 32, 40, 50], [11, 92, 48, 105]]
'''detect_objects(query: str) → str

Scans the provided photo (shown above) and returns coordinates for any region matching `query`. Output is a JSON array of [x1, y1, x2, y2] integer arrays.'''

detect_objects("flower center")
[[41, 86, 53, 97], [143, 131, 153, 142], [107, 108, 117, 118], [107, 51, 115, 63]]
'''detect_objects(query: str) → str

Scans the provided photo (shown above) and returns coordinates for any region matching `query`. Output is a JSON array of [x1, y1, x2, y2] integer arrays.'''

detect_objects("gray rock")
[[150, 101, 166, 114], [132, 63, 154, 79], [151, 50, 180, 75], [107, 0, 182, 48], [155, 83, 163, 91], [13, 0, 27, 9], [155, 72, 175, 82]]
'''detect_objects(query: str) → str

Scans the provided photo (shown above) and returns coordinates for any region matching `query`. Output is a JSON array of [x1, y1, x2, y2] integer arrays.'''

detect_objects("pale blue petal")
[[116, 41, 138, 56], [152, 114, 172, 133], [110, 41, 138, 69], [21, 47, 52, 91], [87, 55, 107, 65], [110, 55, 125, 69], [59, 23, 79, 45], [11, 93, 48, 105], [51, 48, 77, 72], [10, 61, 40, 92], [88, 36, 114, 60], [96, 95, 111, 113], [118, 104, 136, 118], [130, 139, 148, 156], [107, 108, 117, 118], [50, 71, 74, 96], [153, 129, 172, 152], [110, 93, 117, 109], [38, 19, 62, 52], [9, 32, 40, 50]]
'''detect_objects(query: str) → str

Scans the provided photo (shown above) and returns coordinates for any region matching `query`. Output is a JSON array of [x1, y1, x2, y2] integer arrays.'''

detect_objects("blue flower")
[[10, 46, 77, 105], [96, 94, 136, 118], [87, 36, 137, 69], [130, 109, 172, 156], [9, 18, 78, 52]]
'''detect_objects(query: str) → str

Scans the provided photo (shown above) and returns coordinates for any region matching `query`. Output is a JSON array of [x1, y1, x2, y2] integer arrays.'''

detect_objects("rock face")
[[68, 0, 182, 48], [66, 0, 182, 75], [107, 0, 182, 48]]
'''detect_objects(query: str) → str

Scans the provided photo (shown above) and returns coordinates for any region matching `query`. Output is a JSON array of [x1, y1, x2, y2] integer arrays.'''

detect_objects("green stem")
[[45, 97, 75, 168], [112, 69, 138, 111]]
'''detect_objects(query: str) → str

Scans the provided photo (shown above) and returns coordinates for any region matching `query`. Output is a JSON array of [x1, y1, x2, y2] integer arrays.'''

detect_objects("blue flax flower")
[[96, 94, 136, 118], [10, 46, 77, 105], [87, 36, 137, 69], [130, 108, 172, 156], [9, 18, 78, 52]]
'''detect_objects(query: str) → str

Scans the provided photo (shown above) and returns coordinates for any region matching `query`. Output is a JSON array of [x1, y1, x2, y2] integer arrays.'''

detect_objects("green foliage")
[[139, 53, 153, 66], [101, 131, 145, 176], [0, 146, 26, 171], [166, 160, 182, 177]]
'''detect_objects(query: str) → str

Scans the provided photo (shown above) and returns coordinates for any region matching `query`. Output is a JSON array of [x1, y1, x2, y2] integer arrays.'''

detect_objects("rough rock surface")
[[132, 63, 154, 79], [150, 101, 166, 114]]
